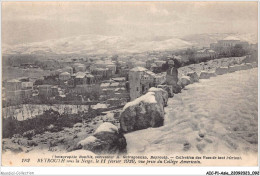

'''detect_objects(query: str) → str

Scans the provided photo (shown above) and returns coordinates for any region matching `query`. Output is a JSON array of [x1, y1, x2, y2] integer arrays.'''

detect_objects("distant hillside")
[[2, 35, 192, 56]]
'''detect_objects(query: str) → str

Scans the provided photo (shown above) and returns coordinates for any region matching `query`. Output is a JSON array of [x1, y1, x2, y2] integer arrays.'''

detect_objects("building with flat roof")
[[59, 72, 71, 81], [129, 67, 166, 100]]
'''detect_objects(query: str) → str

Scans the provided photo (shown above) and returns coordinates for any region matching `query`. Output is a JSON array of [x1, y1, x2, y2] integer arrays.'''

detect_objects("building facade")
[[129, 67, 166, 100]]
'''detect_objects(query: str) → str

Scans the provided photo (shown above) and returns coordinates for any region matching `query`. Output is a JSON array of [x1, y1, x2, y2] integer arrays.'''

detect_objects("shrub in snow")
[[239, 64, 251, 70], [215, 67, 229, 75], [199, 71, 216, 79], [245, 63, 253, 69], [251, 62, 258, 68], [76, 122, 127, 154], [73, 123, 83, 128], [47, 124, 55, 130], [27, 140, 38, 147], [22, 130, 35, 140], [228, 65, 240, 73], [228, 64, 252, 73], [187, 72, 199, 83]]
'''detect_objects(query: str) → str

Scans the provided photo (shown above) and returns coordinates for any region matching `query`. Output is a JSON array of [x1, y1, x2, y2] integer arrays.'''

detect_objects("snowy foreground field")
[[126, 68, 258, 155]]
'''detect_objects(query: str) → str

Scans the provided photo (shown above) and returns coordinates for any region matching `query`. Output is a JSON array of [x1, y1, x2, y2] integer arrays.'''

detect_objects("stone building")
[[59, 72, 71, 81], [4, 79, 23, 104], [129, 67, 166, 100], [166, 60, 180, 93], [194, 49, 217, 59], [5, 79, 22, 91], [4, 78, 34, 104], [74, 72, 96, 85], [73, 84, 101, 94], [62, 66, 73, 75], [73, 63, 86, 73], [210, 36, 249, 49], [38, 85, 53, 98], [129, 67, 147, 100]]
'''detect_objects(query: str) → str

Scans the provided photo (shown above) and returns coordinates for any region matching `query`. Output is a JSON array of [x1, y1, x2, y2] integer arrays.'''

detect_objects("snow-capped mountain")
[[2, 33, 257, 56], [2, 35, 192, 56]]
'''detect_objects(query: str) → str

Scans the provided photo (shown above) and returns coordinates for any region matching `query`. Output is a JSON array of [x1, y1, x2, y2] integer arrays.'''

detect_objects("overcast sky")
[[2, 2, 258, 45]]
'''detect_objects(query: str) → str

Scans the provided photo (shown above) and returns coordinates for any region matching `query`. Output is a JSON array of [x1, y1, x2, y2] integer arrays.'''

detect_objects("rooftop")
[[86, 74, 94, 78], [39, 85, 52, 88], [7, 79, 21, 83], [112, 77, 125, 82], [110, 82, 120, 87], [130, 67, 147, 72], [60, 72, 70, 76], [75, 72, 86, 78], [101, 83, 110, 87]]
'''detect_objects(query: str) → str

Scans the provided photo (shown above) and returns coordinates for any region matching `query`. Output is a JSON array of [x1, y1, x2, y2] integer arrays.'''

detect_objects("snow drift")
[[77, 122, 126, 154], [120, 91, 166, 133]]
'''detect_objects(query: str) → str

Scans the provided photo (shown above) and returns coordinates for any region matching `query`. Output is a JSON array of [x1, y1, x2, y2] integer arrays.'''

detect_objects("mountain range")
[[2, 33, 257, 56]]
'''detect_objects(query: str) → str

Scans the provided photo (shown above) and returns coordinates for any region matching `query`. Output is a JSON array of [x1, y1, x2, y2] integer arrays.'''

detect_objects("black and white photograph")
[[1, 1, 258, 171]]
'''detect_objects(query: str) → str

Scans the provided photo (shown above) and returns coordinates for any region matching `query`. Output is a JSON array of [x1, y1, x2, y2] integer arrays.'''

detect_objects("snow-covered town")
[[1, 2, 258, 169]]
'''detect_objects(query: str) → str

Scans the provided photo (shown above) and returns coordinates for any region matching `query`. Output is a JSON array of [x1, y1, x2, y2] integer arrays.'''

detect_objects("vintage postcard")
[[1, 1, 258, 169]]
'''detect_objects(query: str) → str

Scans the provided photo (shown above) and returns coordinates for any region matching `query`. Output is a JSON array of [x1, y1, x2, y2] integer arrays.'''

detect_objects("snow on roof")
[[223, 36, 240, 41], [197, 49, 206, 53], [115, 87, 125, 92], [21, 82, 33, 87], [86, 74, 94, 78], [75, 72, 86, 78], [110, 82, 120, 87], [101, 83, 110, 87], [112, 77, 125, 82], [18, 77, 29, 80], [145, 70, 156, 77], [7, 79, 21, 83], [60, 72, 70, 76], [93, 68, 108, 71], [208, 50, 215, 53], [94, 122, 118, 134], [92, 103, 107, 109], [123, 92, 157, 111], [130, 67, 147, 72], [197, 49, 215, 53]]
